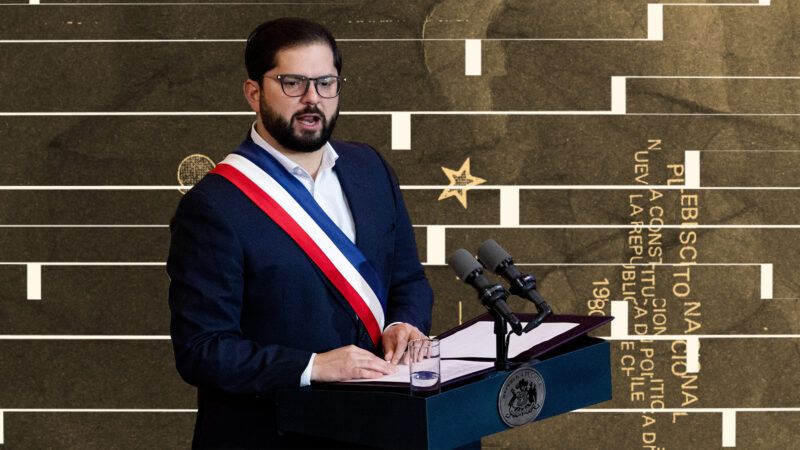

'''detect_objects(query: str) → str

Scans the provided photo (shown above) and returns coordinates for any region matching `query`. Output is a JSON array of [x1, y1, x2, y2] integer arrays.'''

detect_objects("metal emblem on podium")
[[498, 367, 546, 427]]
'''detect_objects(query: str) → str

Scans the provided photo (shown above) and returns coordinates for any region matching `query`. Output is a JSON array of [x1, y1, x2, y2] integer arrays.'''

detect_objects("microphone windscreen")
[[447, 248, 482, 281], [477, 239, 512, 272]]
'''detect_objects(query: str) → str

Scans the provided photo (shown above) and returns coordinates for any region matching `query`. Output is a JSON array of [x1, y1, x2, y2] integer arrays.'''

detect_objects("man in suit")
[[167, 17, 434, 448]]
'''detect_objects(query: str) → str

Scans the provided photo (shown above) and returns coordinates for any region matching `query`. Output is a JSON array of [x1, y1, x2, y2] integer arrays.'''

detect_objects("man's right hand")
[[310, 345, 398, 382]]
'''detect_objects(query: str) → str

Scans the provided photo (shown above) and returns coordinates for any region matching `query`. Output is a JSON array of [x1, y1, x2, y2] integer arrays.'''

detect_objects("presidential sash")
[[210, 140, 387, 347]]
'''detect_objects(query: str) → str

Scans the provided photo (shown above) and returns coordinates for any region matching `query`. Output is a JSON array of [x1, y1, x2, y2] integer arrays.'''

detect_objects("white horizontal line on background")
[[409, 224, 800, 229], [0, 224, 797, 229], [11, 2, 341, 5], [0, 262, 164, 266], [466, 263, 762, 266], [628, 113, 800, 116], [0, 408, 197, 413], [0, 111, 623, 116], [0, 39, 246, 43], [0, 38, 655, 43], [0, 334, 796, 340], [27, 36, 797, 43], [626, 75, 798, 79], [5, 110, 800, 116], [0, 185, 797, 191], [415, 185, 792, 190], [0, 335, 170, 339], [662, 1, 768, 4], [578, 407, 800, 413], [697, 149, 800, 152], [0, 112, 251, 116], [5, 0, 769, 5], [601, 334, 800, 340], [0, 185, 185, 190], [414, 224, 800, 229], [0, 407, 797, 414], [0, 262, 764, 267], [0, 225, 168, 228], [401, 185, 792, 190]]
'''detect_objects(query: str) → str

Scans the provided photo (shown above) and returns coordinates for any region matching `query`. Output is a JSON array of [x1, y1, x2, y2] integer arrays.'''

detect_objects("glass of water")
[[408, 338, 441, 395]]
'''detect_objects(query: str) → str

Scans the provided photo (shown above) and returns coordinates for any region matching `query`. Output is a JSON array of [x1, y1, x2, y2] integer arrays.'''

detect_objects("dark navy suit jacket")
[[167, 138, 433, 449]]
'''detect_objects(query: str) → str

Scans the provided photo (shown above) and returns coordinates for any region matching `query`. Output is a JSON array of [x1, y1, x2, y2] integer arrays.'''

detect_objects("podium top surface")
[[437, 313, 612, 363], [321, 313, 612, 391]]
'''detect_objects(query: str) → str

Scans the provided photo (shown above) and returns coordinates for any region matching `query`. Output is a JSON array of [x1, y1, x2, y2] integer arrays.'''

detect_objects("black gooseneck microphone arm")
[[477, 240, 553, 333]]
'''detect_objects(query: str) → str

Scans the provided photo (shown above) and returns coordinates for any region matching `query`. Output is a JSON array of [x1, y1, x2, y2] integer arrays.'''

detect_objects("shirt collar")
[[249, 123, 338, 177]]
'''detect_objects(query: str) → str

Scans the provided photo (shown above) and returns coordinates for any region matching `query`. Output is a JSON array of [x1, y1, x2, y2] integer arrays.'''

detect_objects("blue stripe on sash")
[[234, 139, 388, 310]]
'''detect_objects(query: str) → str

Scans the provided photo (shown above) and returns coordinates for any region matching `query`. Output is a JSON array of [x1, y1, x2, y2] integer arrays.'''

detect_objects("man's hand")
[[310, 345, 397, 382], [382, 323, 426, 364]]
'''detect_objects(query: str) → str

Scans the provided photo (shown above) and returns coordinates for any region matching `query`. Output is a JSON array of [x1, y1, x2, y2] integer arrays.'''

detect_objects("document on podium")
[[342, 359, 495, 384], [440, 321, 580, 359], [341, 320, 580, 384]]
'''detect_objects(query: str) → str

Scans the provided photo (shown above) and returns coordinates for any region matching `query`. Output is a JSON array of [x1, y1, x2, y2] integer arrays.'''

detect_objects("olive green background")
[[1, 0, 799, 448]]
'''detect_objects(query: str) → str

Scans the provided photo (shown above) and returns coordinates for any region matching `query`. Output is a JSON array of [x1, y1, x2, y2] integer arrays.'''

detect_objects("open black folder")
[[333, 313, 613, 389]]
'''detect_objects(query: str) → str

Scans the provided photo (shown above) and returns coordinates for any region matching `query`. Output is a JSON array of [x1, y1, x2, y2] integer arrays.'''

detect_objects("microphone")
[[477, 239, 553, 332], [447, 248, 523, 335]]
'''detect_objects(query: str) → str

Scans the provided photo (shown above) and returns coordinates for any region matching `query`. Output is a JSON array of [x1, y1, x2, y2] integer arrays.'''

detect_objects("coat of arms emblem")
[[498, 367, 546, 427]]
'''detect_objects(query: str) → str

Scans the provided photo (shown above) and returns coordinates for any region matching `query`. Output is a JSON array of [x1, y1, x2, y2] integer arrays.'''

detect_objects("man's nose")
[[300, 80, 321, 103]]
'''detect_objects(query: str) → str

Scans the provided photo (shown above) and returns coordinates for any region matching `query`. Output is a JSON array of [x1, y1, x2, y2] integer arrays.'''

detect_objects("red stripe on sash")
[[211, 163, 382, 347]]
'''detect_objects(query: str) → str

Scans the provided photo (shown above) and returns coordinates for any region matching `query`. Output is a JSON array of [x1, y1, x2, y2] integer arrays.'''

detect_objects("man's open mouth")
[[295, 114, 322, 127]]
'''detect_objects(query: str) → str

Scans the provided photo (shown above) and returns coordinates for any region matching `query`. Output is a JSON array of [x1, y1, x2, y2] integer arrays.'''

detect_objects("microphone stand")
[[490, 310, 512, 371]]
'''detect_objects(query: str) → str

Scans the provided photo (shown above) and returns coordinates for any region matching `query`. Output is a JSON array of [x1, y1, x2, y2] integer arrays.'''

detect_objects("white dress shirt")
[[250, 126, 356, 242]]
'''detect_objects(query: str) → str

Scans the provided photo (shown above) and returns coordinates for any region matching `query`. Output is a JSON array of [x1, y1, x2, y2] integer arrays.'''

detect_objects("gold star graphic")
[[438, 158, 486, 209]]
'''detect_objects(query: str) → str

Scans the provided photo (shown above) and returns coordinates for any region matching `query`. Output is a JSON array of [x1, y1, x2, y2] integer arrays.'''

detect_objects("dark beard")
[[259, 97, 339, 153]]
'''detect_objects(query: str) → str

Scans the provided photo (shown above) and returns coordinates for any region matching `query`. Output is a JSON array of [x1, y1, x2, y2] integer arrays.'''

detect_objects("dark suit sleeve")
[[377, 153, 434, 335], [167, 187, 312, 395]]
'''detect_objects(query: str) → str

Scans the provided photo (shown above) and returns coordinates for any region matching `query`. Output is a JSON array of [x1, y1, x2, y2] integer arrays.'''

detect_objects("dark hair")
[[245, 17, 342, 82]]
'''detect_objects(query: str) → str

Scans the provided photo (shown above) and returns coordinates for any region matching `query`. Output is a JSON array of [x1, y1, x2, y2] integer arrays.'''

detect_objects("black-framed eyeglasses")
[[270, 74, 346, 98]]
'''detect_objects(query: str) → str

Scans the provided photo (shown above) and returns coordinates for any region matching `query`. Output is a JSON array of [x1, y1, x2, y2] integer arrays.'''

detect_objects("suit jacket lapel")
[[333, 146, 378, 261]]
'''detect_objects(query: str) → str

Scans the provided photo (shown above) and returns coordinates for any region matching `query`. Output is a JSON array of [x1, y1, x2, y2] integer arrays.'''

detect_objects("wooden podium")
[[276, 314, 613, 449]]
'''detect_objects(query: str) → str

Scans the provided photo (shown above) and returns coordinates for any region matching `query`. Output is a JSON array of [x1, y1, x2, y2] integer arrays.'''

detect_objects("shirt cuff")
[[300, 353, 316, 387], [384, 321, 404, 330]]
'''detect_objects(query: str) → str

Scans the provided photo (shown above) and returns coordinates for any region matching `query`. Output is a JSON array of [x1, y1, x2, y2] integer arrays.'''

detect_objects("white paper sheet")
[[342, 359, 495, 384], [439, 321, 579, 359]]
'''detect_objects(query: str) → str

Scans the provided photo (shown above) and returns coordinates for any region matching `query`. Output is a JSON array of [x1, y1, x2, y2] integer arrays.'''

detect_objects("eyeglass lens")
[[280, 75, 341, 98]]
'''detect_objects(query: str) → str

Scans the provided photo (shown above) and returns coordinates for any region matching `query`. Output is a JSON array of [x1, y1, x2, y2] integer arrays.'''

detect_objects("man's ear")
[[243, 79, 261, 113]]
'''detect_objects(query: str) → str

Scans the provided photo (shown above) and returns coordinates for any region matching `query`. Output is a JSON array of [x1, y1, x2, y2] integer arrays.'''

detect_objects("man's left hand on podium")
[[382, 323, 426, 365]]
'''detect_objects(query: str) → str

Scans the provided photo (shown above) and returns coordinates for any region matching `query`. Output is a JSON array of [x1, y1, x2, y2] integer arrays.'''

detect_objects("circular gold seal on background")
[[498, 367, 546, 427], [177, 154, 216, 194]]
